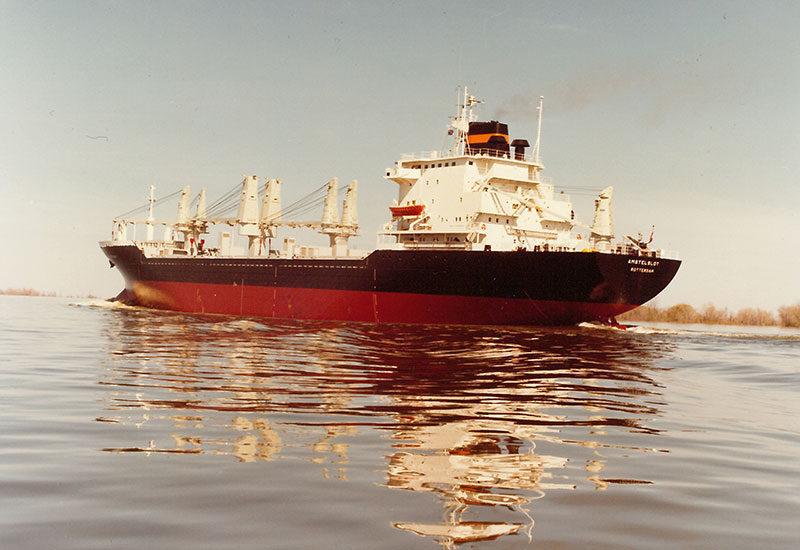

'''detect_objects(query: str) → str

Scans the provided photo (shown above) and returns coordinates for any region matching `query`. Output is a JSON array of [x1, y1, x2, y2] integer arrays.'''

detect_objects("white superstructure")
[[379, 88, 665, 258]]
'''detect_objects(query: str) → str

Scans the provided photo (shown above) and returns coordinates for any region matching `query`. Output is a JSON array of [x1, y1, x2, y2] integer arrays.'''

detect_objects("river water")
[[1, 295, 798, 549]]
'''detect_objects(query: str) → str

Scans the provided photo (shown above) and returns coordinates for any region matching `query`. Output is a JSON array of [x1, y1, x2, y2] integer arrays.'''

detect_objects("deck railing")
[[400, 149, 543, 164]]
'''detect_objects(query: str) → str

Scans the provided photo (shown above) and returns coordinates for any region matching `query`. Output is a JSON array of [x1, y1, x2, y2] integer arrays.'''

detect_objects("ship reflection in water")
[[98, 305, 673, 547]]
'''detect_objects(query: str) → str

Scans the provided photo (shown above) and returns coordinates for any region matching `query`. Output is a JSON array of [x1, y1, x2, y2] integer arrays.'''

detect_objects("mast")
[[176, 185, 192, 251], [237, 175, 261, 256], [146, 184, 155, 241], [192, 187, 208, 252], [319, 177, 358, 257], [451, 86, 482, 155], [321, 177, 339, 226], [195, 188, 207, 220], [340, 179, 358, 228], [532, 96, 543, 164], [590, 186, 615, 251], [176, 185, 192, 225], [452, 87, 469, 155]]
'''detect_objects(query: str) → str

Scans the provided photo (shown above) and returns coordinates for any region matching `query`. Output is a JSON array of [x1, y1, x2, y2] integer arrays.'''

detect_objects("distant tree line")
[[0, 288, 99, 298], [0, 287, 57, 297], [620, 302, 800, 327]]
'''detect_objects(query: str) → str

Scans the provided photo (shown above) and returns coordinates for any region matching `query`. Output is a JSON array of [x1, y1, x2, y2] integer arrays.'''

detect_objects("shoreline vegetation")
[[3, 288, 799, 328], [619, 302, 800, 328]]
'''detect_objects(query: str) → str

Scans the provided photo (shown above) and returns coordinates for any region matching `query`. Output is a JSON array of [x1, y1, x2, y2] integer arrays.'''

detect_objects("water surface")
[[1, 296, 798, 549]]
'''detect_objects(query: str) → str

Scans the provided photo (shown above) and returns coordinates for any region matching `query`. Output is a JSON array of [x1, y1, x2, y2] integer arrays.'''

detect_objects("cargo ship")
[[100, 89, 680, 325]]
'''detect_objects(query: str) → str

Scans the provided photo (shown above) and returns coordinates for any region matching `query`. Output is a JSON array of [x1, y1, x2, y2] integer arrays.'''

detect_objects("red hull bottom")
[[125, 280, 633, 326]]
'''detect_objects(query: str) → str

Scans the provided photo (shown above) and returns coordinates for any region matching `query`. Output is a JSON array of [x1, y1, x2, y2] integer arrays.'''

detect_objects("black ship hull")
[[101, 243, 680, 325]]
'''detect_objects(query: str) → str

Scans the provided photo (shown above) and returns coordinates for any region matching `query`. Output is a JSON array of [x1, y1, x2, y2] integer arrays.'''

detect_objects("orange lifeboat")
[[389, 204, 425, 217]]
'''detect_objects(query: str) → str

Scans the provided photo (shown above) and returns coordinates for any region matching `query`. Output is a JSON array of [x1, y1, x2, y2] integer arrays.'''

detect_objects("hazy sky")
[[2, 1, 799, 311]]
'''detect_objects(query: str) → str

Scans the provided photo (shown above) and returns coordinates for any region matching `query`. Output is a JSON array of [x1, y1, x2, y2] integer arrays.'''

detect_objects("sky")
[[1, 0, 799, 311]]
